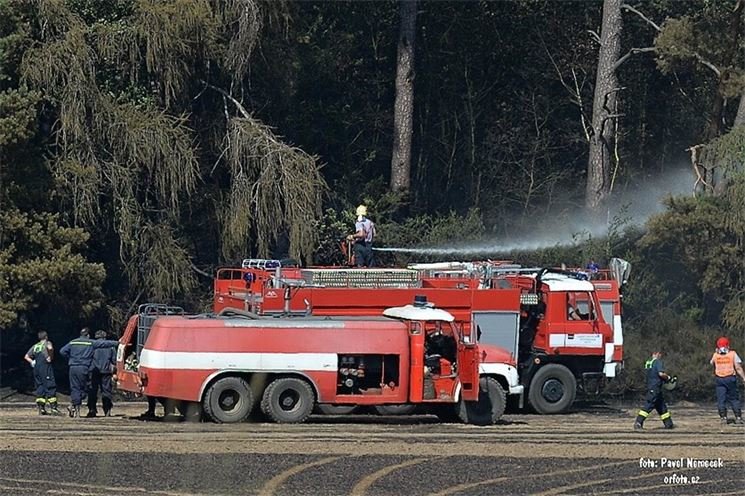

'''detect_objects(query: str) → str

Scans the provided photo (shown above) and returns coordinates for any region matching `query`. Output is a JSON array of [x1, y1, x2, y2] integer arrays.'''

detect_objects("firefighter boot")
[[49, 404, 60, 416], [660, 411, 674, 429], [719, 409, 728, 426], [37, 403, 47, 416], [634, 410, 648, 430], [735, 410, 744, 425]]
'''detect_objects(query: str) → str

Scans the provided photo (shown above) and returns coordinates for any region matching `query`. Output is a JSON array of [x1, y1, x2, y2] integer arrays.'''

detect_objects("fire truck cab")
[[116, 299, 511, 425]]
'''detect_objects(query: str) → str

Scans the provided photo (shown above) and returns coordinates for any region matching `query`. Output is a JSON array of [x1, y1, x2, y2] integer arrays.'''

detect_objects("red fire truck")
[[212, 259, 629, 414], [115, 299, 512, 425]]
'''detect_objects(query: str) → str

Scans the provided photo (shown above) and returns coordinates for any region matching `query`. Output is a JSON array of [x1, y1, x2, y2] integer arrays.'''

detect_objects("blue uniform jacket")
[[645, 358, 665, 389], [60, 338, 119, 368], [91, 342, 117, 373]]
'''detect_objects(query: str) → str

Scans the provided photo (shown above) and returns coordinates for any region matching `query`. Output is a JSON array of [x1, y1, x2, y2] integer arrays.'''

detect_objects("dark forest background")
[[2, 0, 744, 399]]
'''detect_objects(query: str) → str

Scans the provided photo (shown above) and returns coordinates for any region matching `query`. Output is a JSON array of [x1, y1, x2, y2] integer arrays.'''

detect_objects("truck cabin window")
[[423, 322, 457, 375], [567, 292, 595, 321]]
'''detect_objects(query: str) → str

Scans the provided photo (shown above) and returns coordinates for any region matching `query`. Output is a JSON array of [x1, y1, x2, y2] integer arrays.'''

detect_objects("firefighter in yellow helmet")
[[346, 205, 376, 267]]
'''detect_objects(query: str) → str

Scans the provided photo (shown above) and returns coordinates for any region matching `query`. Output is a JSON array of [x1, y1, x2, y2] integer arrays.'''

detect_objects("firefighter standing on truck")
[[86, 330, 117, 417], [347, 204, 375, 267], [710, 336, 745, 425], [60, 327, 119, 418], [24, 330, 60, 415], [634, 349, 675, 430]]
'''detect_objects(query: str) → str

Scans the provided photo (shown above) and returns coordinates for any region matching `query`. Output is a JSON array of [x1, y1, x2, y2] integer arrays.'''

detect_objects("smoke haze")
[[375, 166, 694, 257]]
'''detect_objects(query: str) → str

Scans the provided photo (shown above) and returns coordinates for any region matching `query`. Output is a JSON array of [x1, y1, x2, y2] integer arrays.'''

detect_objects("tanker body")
[[117, 301, 516, 425]]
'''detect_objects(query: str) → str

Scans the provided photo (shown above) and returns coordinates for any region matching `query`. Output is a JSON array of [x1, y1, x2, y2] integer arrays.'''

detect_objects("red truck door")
[[115, 315, 141, 394], [457, 324, 480, 401], [561, 291, 604, 351]]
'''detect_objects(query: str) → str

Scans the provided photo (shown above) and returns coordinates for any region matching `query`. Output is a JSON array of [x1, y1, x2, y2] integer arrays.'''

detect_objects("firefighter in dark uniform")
[[86, 330, 117, 417], [634, 350, 675, 430], [24, 330, 60, 415], [60, 327, 119, 418]]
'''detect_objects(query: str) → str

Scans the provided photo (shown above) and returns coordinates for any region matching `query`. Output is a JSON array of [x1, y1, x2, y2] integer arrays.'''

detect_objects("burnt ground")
[[0, 403, 743, 496]]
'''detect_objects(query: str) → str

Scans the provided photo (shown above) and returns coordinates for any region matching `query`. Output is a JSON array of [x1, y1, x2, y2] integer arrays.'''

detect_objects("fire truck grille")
[[300, 269, 421, 288]]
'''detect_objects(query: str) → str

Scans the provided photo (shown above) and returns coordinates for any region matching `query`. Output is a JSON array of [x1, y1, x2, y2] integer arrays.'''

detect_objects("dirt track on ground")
[[0, 403, 743, 495]]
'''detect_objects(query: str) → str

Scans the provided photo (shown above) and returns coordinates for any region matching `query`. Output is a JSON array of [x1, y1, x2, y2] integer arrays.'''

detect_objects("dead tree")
[[687, 144, 715, 195]]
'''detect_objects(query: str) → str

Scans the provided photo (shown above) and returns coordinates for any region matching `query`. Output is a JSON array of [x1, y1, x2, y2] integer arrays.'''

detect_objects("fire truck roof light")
[[520, 293, 540, 305], [242, 259, 282, 270]]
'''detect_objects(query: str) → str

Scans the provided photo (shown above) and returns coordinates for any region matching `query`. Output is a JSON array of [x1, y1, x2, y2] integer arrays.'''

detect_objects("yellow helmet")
[[355, 205, 367, 217]]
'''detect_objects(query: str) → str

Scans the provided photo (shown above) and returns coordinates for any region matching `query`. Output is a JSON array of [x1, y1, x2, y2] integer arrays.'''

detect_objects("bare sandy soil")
[[0, 403, 742, 495]]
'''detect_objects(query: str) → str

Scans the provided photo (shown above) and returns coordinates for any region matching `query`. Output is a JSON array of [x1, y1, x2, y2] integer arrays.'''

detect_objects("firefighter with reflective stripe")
[[634, 350, 674, 430], [86, 330, 117, 417], [60, 327, 119, 418], [710, 336, 745, 425], [24, 330, 59, 415]]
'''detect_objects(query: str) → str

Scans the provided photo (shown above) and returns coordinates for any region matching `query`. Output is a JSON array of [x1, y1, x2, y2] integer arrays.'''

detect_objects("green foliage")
[[626, 194, 744, 330], [66, 0, 136, 24], [134, 0, 218, 106], [0, 88, 38, 146], [0, 208, 105, 329], [655, 16, 697, 74], [0, 0, 31, 85], [706, 124, 745, 167], [221, 116, 324, 264], [655, 2, 745, 96], [313, 208, 353, 266], [9, 0, 325, 303], [130, 222, 197, 300]]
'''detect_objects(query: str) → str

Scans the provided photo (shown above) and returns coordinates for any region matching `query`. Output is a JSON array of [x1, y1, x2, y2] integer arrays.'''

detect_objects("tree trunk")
[[390, 0, 417, 192], [731, 3, 745, 128], [586, 0, 622, 211], [735, 93, 745, 127]]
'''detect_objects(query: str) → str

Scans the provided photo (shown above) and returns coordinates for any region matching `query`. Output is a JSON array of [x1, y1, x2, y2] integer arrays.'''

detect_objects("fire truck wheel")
[[261, 377, 315, 424], [315, 404, 358, 415], [457, 377, 506, 426], [373, 404, 417, 416], [528, 364, 577, 414], [203, 376, 255, 424]]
